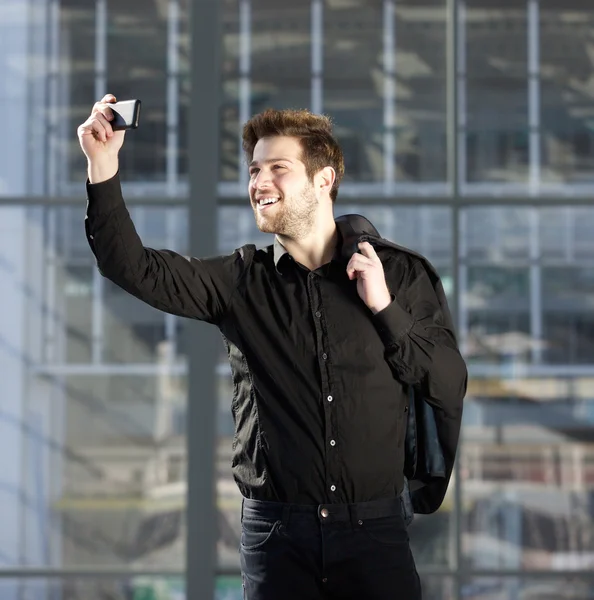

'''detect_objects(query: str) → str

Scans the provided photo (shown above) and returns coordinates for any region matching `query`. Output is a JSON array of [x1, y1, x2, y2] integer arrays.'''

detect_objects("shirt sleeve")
[[84, 172, 241, 325], [373, 259, 467, 416]]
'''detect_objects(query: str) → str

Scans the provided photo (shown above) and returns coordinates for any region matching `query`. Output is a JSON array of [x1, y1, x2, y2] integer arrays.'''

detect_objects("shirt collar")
[[272, 214, 380, 272]]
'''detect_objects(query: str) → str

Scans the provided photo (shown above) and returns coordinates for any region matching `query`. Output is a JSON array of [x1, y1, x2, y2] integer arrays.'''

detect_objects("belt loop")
[[348, 503, 359, 529], [281, 504, 291, 528]]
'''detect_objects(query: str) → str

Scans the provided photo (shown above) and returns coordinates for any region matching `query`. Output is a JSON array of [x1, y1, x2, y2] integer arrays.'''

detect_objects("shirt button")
[[320, 508, 329, 518], [330, 440, 336, 447], [327, 396, 333, 402], [330, 485, 336, 492], [315, 311, 321, 318], [322, 353, 328, 360]]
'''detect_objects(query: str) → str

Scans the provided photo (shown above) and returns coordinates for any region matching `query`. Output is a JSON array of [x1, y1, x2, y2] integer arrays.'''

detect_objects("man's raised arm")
[[78, 95, 240, 325]]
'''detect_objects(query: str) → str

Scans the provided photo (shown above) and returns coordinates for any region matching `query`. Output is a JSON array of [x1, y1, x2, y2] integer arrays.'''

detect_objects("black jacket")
[[336, 214, 465, 523]]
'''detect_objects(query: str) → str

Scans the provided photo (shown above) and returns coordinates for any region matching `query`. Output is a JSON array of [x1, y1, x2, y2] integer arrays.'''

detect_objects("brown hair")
[[242, 108, 345, 202]]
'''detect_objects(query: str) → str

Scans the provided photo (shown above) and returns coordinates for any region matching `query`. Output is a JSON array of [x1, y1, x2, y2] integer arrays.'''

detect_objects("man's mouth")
[[256, 197, 280, 211]]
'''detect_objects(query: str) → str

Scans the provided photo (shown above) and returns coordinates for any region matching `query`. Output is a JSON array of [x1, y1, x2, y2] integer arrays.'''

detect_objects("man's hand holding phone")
[[77, 94, 140, 184]]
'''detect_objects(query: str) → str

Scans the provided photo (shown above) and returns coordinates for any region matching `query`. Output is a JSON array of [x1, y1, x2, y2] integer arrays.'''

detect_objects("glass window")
[[0, 369, 187, 569], [463, 1, 529, 185], [62, 2, 97, 189], [325, 0, 447, 184], [461, 205, 594, 573], [0, 579, 186, 599], [250, 0, 312, 114], [540, 0, 594, 185], [460, 578, 594, 599], [0, 205, 188, 569], [59, 0, 189, 192], [105, 2, 168, 183]]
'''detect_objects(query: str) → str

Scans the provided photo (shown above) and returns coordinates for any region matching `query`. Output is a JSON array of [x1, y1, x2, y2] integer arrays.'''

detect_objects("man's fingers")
[[79, 116, 109, 142], [346, 253, 375, 279], [92, 102, 115, 121], [94, 112, 114, 135], [358, 241, 379, 261], [102, 94, 116, 103], [347, 253, 374, 270]]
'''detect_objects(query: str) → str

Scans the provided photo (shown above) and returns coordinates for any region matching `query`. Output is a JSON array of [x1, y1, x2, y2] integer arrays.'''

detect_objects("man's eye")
[[249, 169, 258, 177], [273, 165, 285, 170]]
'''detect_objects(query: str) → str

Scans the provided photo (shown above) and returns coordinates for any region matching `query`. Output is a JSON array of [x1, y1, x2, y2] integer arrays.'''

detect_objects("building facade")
[[1, 0, 594, 598]]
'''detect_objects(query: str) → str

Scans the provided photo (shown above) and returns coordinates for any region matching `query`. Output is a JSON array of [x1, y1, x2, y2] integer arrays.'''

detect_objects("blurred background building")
[[1, 0, 594, 598]]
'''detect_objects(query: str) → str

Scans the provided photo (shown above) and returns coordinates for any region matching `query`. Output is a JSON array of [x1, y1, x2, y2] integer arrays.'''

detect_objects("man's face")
[[248, 136, 318, 238]]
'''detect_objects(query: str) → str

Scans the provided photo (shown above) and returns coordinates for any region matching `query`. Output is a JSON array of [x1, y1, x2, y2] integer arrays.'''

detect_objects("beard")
[[253, 182, 318, 239]]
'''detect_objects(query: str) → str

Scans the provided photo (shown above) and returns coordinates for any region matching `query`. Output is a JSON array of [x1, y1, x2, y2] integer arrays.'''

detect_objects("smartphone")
[[109, 99, 141, 131]]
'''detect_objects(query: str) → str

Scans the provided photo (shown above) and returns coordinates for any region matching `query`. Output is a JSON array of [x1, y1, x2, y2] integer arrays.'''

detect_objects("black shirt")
[[85, 174, 467, 505]]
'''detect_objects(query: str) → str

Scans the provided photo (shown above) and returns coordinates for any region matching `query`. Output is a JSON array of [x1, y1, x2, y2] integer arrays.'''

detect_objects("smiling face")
[[248, 136, 319, 239]]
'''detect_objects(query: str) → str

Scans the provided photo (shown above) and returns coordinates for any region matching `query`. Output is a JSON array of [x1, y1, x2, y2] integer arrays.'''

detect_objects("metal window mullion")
[[383, 0, 396, 192], [458, 210, 469, 356], [43, 210, 58, 364], [528, 0, 541, 194], [91, 270, 104, 363], [238, 0, 252, 188], [95, 0, 107, 98], [90, 0, 108, 364], [186, 1, 222, 598], [565, 206, 574, 262], [165, 0, 182, 363], [164, 209, 178, 364], [447, 0, 463, 598], [458, 0, 468, 189], [46, 0, 60, 197], [167, 0, 180, 195], [311, 0, 323, 114], [530, 209, 542, 363]]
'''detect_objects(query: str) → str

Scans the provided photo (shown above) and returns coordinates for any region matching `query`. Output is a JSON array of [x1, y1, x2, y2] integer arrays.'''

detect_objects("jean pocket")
[[359, 515, 410, 548], [240, 518, 283, 551]]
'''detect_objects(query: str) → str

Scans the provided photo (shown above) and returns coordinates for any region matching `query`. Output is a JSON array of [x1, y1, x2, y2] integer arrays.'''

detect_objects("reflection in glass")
[[461, 206, 594, 573], [0, 579, 186, 600], [464, 2, 529, 184], [59, 0, 188, 190], [0, 372, 187, 569], [543, 267, 594, 364], [106, 2, 168, 182], [220, 0, 241, 182], [460, 577, 594, 599], [325, 0, 447, 184], [0, 205, 189, 569], [250, 1, 311, 114], [540, 0, 594, 185], [62, 3, 97, 187]]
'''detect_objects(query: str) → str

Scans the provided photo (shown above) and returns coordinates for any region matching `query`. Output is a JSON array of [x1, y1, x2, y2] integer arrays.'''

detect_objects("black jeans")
[[239, 497, 422, 600]]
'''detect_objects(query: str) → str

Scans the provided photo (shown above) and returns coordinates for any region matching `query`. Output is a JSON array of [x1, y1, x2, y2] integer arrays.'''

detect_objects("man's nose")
[[253, 169, 273, 189]]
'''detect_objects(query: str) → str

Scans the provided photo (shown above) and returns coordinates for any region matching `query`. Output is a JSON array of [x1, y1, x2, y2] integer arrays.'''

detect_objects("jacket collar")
[[273, 214, 380, 270]]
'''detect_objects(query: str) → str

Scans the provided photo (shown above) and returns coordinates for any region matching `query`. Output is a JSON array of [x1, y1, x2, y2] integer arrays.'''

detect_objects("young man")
[[78, 95, 467, 600]]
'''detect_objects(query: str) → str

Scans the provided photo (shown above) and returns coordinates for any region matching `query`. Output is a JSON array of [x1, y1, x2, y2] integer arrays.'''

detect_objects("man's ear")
[[316, 166, 336, 196]]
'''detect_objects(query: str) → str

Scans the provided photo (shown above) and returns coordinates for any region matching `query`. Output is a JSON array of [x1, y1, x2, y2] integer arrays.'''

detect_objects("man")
[[78, 94, 467, 600]]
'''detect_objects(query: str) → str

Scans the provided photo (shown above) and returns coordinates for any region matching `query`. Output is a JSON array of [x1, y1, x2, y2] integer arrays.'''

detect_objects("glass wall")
[[2, 0, 594, 598], [0, 0, 190, 597]]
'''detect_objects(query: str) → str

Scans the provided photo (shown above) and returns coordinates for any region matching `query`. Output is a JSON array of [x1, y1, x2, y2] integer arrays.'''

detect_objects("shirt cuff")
[[373, 296, 415, 347], [86, 171, 123, 217]]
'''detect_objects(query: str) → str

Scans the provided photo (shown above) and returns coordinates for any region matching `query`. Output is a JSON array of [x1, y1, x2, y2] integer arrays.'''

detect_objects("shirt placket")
[[307, 272, 338, 501]]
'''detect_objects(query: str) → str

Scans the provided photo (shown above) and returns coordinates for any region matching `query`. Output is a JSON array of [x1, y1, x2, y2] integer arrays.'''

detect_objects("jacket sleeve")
[[84, 173, 240, 325], [373, 259, 467, 418]]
